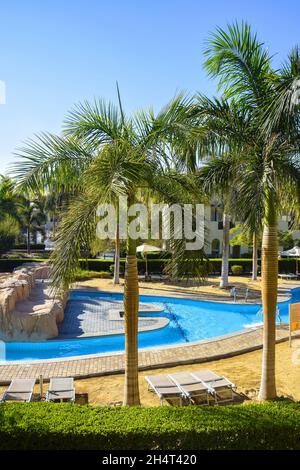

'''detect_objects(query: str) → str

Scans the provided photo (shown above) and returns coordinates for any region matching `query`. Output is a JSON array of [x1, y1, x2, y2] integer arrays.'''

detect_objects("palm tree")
[[12, 95, 196, 405], [229, 224, 262, 280], [19, 196, 47, 253], [204, 22, 300, 400], [193, 96, 253, 288], [0, 176, 20, 222]]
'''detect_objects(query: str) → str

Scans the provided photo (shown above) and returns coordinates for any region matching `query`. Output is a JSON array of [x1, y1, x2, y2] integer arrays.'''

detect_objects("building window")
[[211, 239, 220, 257], [211, 205, 223, 222]]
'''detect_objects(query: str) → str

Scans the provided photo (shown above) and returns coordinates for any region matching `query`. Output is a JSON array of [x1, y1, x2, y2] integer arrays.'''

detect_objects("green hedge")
[[0, 258, 166, 275], [1, 257, 299, 275], [0, 402, 299, 450], [13, 243, 45, 250], [0, 258, 47, 272], [210, 258, 300, 275]]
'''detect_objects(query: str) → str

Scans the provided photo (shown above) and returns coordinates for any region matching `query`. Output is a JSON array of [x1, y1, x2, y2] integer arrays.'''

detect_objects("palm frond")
[[63, 98, 127, 145], [204, 21, 271, 104], [51, 191, 100, 291]]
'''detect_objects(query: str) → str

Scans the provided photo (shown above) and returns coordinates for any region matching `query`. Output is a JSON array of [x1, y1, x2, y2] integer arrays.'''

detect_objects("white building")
[[205, 204, 300, 258]]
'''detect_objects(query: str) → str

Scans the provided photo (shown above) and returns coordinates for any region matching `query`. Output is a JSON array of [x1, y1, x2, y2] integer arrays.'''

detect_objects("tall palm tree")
[[19, 196, 47, 253], [0, 176, 20, 222], [229, 224, 262, 280], [12, 95, 196, 405], [204, 22, 300, 400]]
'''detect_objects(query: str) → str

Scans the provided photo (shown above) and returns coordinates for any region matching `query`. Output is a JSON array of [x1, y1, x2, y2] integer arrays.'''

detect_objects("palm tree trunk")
[[113, 201, 120, 285], [258, 196, 278, 400], [113, 224, 120, 284], [220, 212, 230, 288], [52, 210, 56, 236], [252, 231, 258, 281], [123, 194, 140, 406]]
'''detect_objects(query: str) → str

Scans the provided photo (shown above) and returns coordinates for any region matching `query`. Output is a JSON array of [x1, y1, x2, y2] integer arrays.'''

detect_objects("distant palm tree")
[[0, 176, 20, 222], [19, 197, 47, 253], [192, 96, 253, 288], [204, 22, 300, 400], [12, 95, 196, 405]]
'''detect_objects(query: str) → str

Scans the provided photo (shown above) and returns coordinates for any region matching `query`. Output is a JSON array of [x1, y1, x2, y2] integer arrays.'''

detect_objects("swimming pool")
[[1, 288, 298, 362]]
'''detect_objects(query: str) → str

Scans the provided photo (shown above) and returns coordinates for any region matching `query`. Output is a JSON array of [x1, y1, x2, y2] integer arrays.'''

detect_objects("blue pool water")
[[1, 288, 299, 362]]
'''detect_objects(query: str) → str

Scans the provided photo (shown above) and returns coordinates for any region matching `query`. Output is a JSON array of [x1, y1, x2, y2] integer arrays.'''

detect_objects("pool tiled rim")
[[0, 284, 298, 385]]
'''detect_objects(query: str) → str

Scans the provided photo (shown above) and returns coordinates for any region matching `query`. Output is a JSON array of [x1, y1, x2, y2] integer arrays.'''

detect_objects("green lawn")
[[0, 401, 299, 450]]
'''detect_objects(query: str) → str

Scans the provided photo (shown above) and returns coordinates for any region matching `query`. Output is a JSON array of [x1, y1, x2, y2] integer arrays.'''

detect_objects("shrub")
[[0, 215, 20, 256], [231, 265, 244, 275], [0, 258, 46, 272], [13, 243, 45, 250], [73, 270, 112, 281], [0, 402, 299, 450], [97, 271, 112, 278], [1, 256, 299, 276]]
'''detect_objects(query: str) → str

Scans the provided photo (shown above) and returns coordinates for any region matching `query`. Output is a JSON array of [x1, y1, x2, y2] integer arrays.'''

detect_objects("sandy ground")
[[74, 274, 298, 302], [1, 341, 299, 405]]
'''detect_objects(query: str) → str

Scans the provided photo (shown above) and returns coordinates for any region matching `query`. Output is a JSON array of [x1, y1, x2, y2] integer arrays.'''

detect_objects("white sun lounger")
[[168, 372, 211, 405], [278, 273, 298, 280], [192, 370, 236, 404], [1, 378, 36, 402], [46, 377, 75, 403], [145, 374, 184, 405]]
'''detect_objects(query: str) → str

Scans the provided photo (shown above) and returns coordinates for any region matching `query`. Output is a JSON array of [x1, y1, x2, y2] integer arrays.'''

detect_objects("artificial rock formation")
[[0, 263, 68, 341]]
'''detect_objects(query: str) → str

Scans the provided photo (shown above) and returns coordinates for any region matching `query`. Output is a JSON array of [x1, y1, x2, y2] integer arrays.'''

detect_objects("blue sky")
[[1, 0, 300, 174]]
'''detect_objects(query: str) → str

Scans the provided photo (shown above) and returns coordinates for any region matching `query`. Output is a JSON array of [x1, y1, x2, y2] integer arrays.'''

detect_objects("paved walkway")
[[0, 326, 296, 385]]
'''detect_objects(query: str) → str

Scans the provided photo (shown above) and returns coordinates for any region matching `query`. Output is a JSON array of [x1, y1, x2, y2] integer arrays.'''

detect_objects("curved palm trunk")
[[123, 194, 140, 406], [252, 231, 258, 281], [27, 225, 31, 255], [258, 197, 278, 400], [220, 212, 230, 288], [52, 209, 56, 236]]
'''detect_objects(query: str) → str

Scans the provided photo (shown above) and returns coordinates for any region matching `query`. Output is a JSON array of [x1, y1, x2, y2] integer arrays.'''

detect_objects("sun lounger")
[[192, 370, 236, 404], [168, 372, 211, 405], [46, 377, 75, 403], [1, 378, 36, 402], [145, 374, 184, 405]]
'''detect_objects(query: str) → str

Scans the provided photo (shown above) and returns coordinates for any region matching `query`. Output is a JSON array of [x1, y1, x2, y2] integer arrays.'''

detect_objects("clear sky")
[[1, 0, 300, 174]]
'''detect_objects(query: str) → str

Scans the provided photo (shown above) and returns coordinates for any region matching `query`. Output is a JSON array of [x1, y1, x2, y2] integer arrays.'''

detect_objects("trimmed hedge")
[[0, 258, 47, 272], [1, 257, 299, 275], [231, 265, 244, 275], [0, 402, 299, 450], [13, 243, 45, 250], [0, 258, 166, 275]]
